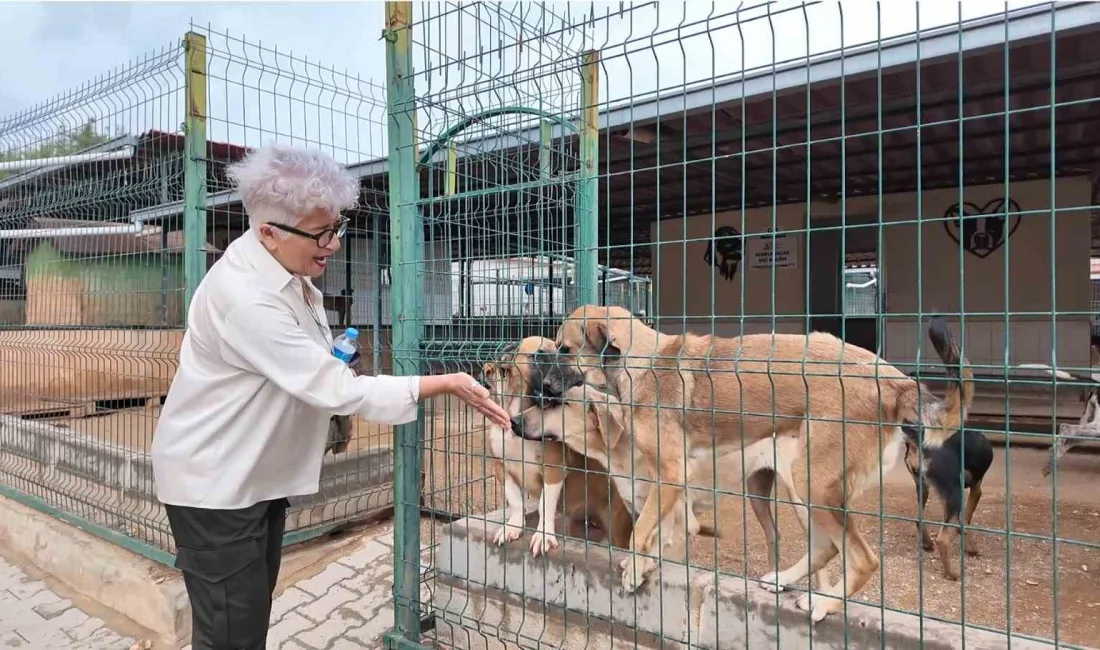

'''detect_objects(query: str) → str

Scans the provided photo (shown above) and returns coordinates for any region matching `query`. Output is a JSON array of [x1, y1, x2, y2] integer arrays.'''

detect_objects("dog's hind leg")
[[962, 479, 983, 557], [928, 466, 966, 581], [746, 468, 780, 572]]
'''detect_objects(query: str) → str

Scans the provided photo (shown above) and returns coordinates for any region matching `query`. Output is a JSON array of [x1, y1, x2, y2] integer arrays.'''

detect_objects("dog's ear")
[[585, 320, 620, 356], [588, 397, 625, 449], [482, 362, 497, 378]]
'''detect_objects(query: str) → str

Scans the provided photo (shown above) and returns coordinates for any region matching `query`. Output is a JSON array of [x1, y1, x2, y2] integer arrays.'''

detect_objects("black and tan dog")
[[536, 305, 973, 622], [902, 420, 991, 581]]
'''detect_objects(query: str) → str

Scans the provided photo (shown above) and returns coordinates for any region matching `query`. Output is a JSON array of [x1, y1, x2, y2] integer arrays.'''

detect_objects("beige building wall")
[[650, 176, 1093, 369], [651, 203, 807, 337]]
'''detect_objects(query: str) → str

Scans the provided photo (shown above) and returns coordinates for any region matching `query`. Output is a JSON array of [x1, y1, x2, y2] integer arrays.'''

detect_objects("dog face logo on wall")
[[704, 225, 742, 281], [943, 198, 1022, 259]]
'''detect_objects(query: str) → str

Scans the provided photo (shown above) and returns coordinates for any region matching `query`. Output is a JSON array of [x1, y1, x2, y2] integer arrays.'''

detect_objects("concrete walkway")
[[1, 523, 400, 650], [259, 528, 396, 649], [0, 550, 141, 649]]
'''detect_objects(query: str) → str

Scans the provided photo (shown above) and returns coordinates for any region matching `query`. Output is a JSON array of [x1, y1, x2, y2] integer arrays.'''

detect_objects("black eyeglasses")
[[266, 217, 349, 248]]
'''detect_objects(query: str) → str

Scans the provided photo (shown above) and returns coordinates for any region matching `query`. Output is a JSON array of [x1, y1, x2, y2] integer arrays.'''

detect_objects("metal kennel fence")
[[0, 22, 398, 562], [382, 2, 1100, 649]]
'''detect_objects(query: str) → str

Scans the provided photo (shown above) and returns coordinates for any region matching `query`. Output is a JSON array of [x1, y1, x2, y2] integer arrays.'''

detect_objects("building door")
[[808, 215, 881, 355]]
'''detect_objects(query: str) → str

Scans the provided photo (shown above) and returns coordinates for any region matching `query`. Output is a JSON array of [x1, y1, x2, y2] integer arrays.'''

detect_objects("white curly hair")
[[226, 143, 360, 235]]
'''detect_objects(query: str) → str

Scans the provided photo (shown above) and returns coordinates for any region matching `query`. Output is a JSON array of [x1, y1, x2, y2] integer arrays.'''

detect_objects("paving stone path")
[[3, 526, 401, 650], [0, 550, 140, 649], [259, 530, 397, 649]]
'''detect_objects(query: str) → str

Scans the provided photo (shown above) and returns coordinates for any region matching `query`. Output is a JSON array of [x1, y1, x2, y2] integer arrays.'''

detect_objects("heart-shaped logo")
[[942, 198, 1022, 259]]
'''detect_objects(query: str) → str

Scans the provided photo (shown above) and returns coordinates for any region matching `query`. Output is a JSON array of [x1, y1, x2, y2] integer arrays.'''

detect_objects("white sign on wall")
[[746, 230, 799, 270]]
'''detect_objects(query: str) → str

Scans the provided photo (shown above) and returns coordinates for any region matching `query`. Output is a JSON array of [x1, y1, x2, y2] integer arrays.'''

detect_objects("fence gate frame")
[[381, 2, 601, 646]]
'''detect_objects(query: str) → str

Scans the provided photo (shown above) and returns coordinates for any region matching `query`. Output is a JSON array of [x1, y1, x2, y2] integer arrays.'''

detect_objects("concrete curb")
[[436, 508, 1065, 650], [0, 492, 190, 646], [0, 414, 394, 504]]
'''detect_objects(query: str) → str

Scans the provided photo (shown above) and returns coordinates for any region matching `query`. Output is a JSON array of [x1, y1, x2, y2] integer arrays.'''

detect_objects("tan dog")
[[540, 305, 972, 622], [481, 336, 635, 555], [508, 380, 727, 566]]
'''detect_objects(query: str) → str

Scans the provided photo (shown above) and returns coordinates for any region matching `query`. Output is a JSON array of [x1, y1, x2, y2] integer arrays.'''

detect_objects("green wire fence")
[[383, 1, 1100, 649], [0, 22, 399, 562], [1, 2, 1099, 648]]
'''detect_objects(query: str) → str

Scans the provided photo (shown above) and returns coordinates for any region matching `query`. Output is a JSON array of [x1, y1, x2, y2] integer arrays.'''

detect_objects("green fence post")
[[383, 2, 426, 648], [183, 31, 208, 315], [575, 49, 600, 306]]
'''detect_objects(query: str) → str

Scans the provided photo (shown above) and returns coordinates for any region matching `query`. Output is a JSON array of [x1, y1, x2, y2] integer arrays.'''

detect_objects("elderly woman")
[[151, 143, 510, 650]]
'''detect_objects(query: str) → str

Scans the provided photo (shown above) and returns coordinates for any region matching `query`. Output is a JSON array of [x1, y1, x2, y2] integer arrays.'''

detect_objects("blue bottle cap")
[[345, 327, 359, 339]]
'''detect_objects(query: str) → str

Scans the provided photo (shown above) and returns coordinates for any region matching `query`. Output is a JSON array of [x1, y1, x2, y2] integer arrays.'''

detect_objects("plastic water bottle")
[[332, 327, 360, 364]]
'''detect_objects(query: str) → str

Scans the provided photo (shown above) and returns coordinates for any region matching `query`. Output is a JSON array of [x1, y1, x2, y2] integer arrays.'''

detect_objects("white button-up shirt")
[[151, 228, 420, 510]]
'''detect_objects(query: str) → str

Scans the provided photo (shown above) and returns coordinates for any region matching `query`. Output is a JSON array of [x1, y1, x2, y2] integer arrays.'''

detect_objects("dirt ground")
[[418, 407, 1100, 648]]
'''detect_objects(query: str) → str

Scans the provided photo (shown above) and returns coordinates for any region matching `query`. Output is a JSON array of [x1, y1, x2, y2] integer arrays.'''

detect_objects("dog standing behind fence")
[[325, 350, 364, 455], [540, 305, 973, 623], [480, 336, 635, 555], [1017, 363, 1100, 478], [902, 425, 991, 581]]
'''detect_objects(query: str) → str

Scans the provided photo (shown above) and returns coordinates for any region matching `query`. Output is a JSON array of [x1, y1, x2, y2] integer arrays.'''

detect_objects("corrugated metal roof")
[[8, 3, 1098, 276], [136, 3, 1100, 227]]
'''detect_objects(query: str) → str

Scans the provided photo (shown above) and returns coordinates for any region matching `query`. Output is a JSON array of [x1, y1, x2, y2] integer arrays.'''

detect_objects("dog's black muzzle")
[[535, 361, 583, 407]]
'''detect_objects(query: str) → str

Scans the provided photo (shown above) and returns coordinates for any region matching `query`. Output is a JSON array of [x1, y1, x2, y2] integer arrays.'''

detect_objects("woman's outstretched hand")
[[418, 373, 511, 429]]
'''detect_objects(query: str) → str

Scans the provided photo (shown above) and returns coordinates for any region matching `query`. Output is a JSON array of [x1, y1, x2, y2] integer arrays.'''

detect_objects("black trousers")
[[165, 498, 289, 650]]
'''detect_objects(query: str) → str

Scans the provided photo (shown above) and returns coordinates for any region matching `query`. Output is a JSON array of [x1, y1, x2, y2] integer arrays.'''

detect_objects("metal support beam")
[[575, 49, 600, 307], [444, 140, 457, 196], [539, 119, 552, 181], [382, 3, 426, 648], [183, 31, 209, 317], [372, 212, 383, 376]]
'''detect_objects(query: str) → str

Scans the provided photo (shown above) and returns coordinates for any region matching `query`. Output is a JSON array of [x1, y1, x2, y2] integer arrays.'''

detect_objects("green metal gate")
[[383, 1, 1100, 648], [382, 2, 612, 645]]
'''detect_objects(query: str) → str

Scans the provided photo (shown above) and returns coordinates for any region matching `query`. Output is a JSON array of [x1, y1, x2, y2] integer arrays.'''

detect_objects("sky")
[[0, 0, 1056, 165]]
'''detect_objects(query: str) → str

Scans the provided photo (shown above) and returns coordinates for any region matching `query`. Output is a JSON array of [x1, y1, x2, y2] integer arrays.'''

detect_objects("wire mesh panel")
[[386, 1, 1100, 648], [0, 40, 188, 560], [0, 23, 395, 561]]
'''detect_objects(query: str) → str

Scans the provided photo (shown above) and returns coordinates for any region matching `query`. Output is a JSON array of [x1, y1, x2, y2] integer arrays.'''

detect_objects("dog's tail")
[[927, 316, 974, 436], [896, 317, 974, 446]]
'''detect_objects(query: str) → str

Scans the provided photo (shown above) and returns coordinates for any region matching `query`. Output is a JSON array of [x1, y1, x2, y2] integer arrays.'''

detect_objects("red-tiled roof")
[[136, 129, 252, 163]]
